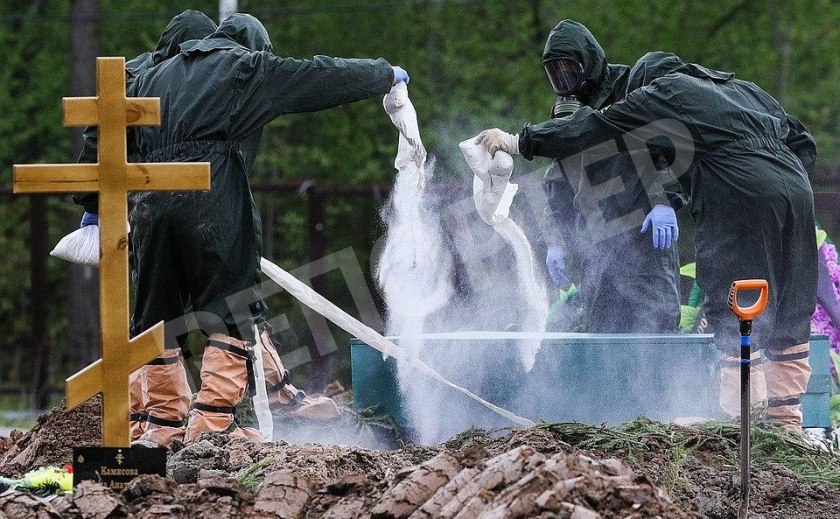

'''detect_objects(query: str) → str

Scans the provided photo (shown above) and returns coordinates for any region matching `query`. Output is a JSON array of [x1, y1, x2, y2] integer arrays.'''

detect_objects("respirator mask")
[[544, 57, 585, 117]]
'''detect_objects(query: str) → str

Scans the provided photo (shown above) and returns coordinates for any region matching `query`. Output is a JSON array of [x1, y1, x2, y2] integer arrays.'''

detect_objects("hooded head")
[[542, 20, 608, 106], [211, 13, 272, 52], [626, 51, 734, 93], [150, 10, 217, 65]]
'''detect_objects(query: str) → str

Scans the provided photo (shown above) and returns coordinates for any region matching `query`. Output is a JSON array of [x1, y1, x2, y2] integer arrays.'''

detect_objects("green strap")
[[687, 282, 704, 307]]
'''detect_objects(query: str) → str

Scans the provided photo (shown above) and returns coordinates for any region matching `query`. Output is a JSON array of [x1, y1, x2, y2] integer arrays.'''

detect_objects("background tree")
[[0, 0, 837, 406]]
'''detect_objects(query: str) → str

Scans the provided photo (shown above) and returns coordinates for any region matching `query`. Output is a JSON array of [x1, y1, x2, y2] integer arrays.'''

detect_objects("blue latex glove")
[[80, 212, 99, 227], [392, 66, 410, 85], [640, 204, 679, 250], [546, 245, 571, 287]]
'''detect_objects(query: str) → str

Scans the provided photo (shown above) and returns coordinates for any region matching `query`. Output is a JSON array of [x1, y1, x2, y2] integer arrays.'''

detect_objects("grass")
[[0, 415, 36, 430], [536, 418, 840, 489], [236, 457, 278, 490], [657, 443, 694, 503]]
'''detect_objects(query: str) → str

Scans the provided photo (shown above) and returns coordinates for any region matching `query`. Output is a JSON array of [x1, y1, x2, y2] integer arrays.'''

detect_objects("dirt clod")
[[0, 397, 101, 478], [252, 469, 315, 519], [0, 490, 62, 518], [0, 401, 838, 518]]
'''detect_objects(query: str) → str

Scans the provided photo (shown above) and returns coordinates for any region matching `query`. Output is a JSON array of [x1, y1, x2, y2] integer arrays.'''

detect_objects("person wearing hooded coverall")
[[70, 10, 218, 443], [538, 21, 683, 333], [477, 52, 818, 432], [125, 13, 408, 444]]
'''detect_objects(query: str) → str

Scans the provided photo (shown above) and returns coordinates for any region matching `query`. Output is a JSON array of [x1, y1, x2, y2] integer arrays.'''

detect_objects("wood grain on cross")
[[13, 57, 210, 447]]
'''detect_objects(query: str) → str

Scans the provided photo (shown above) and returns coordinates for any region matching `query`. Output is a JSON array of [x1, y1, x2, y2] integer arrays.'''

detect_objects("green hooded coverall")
[[541, 21, 683, 333], [70, 10, 219, 444], [520, 51, 817, 429], [126, 13, 395, 441], [73, 9, 218, 212]]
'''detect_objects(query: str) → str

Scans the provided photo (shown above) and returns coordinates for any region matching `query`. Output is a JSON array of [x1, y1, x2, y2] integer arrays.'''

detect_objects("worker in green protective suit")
[[126, 13, 406, 444], [477, 51, 817, 432], [539, 20, 683, 333], [74, 10, 218, 205], [70, 10, 218, 444]]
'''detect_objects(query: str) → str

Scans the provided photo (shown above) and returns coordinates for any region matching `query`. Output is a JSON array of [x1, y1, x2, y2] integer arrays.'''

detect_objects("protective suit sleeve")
[[541, 162, 578, 246], [259, 54, 395, 117], [520, 81, 695, 210], [643, 154, 689, 211], [519, 82, 686, 159], [72, 125, 100, 213], [783, 114, 817, 177]]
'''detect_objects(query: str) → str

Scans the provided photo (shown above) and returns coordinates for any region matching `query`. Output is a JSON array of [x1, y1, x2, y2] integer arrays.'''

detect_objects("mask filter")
[[552, 96, 582, 118]]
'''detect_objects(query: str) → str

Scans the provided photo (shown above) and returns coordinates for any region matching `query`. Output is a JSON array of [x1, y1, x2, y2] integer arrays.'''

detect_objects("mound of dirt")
[[1, 401, 838, 518], [166, 433, 435, 485], [1, 441, 690, 519], [0, 397, 101, 478]]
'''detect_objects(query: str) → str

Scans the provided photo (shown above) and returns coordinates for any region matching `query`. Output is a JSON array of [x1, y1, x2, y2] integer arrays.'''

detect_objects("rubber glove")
[[474, 128, 519, 157], [640, 204, 678, 250], [392, 66, 410, 85], [80, 212, 99, 227], [546, 245, 571, 288]]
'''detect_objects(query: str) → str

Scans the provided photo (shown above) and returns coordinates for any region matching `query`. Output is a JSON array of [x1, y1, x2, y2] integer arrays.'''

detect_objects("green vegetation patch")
[[537, 418, 840, 489]]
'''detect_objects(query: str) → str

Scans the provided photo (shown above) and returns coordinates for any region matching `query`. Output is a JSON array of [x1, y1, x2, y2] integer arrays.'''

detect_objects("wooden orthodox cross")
[[13, 57, 210, 447]]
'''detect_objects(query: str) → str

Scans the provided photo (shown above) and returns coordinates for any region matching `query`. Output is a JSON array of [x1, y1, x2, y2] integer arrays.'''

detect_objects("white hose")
[[259, 257, 535, 427]]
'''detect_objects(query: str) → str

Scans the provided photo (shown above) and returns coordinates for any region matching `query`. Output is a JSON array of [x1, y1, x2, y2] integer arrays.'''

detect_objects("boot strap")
[[768, 396, 801, 408], [765, 350, 809, 362], [207, 339, 257, 397], [145, 414, 186, 428], [192, 402, 236, 415], [273, 390, 307, 411], [130, 412, 148, 422], [266, 370, 293, 395], [147, 355, 181, 366]]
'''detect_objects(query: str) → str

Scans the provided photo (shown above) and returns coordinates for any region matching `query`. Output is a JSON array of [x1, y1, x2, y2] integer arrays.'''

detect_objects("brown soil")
[[0, 397, 101, 478], [0, 402, 838, 518]]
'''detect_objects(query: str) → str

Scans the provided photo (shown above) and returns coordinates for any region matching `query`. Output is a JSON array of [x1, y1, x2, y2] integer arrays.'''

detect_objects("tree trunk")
[[29, 196, 50, 409], [769, 0, 790, 104], [68, 0, 100, 373], [306, 187, 329, 390]]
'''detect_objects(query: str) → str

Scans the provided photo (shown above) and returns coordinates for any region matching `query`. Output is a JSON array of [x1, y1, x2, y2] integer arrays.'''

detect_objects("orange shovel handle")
[[728, 279, 769, 321]]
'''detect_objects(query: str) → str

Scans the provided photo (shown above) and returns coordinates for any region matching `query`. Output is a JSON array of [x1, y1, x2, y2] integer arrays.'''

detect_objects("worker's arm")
[[541, 162, 579, 247], [72, 125, 100, 214], [783, 114, 817, 177], [258, 53, 395, 118], [520, 80, 694, 210]]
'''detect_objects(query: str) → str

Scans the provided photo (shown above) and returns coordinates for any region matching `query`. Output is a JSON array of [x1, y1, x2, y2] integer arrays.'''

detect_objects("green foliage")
[[538, 418, 840, 488], [1, 0, 840, 397], [236, 456, 277, 490]]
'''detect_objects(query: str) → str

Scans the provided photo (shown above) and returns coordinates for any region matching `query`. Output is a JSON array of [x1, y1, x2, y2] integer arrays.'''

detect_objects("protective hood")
[[542, 20, 608, 106], [180, 13, 272, 55], [125, 52, 153, 79], [626, 51, 734, 92], [150, 10, 217, 65]]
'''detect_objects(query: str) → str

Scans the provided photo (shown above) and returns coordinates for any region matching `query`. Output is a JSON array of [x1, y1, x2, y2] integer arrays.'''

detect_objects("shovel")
[[727, 279, 769, 519]]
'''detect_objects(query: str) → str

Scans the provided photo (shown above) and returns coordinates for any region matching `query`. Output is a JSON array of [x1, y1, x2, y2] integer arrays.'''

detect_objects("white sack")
[[377, 83, 452, 331], [459, 139, 548, 372], [459, 140, 518, 225], [50, 225, 100, 267]]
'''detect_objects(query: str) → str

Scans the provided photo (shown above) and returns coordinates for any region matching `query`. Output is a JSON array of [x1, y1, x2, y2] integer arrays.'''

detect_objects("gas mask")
[[544, 57, 585, 117], [551, 96, 582, 118]]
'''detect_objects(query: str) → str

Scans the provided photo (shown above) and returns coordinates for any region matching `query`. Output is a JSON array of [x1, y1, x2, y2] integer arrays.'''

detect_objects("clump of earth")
[[0, 398, 838, 518]]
